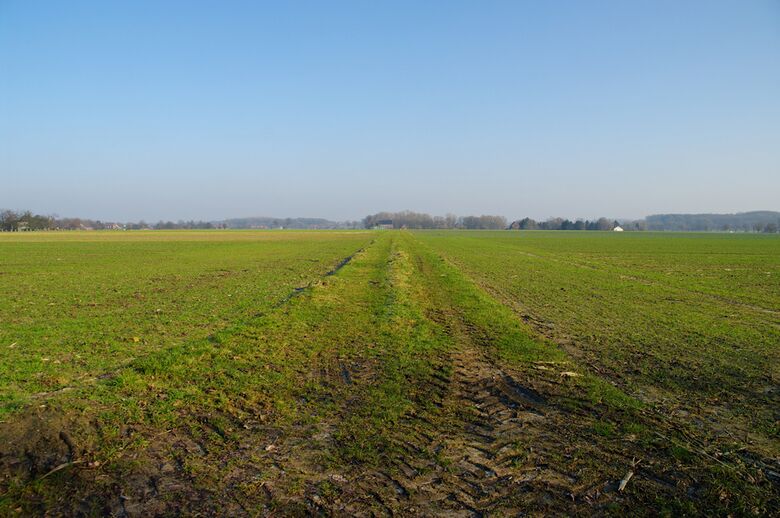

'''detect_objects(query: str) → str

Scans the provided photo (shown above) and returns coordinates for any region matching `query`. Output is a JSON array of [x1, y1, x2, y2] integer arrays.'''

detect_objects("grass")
[[415, 230, 780, 452], [0, 229, 777, 515], [0, 230, 373, 415]]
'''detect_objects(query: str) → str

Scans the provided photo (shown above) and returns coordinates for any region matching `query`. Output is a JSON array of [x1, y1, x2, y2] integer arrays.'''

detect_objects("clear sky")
[[1, 1, 778, 222]]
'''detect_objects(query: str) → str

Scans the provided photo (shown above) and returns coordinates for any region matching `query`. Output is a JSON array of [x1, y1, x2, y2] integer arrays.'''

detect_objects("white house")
[[613, 226, 624, 232]]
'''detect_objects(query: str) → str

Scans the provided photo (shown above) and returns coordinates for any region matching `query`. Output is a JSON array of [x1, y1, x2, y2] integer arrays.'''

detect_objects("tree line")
[[222, 217, 361, 229], [509, 217, 627, 231], [0, 209, 221, 231], [645, 211, 780, 232], [0, 210, 54, 231], [3, 208, 778, 232], [363, 211, 507, 229], [362, 212, 626, 231]]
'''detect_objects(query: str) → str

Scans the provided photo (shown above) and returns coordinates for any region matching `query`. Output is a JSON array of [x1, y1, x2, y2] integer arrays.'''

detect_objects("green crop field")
[[0, 230, 778, 515]]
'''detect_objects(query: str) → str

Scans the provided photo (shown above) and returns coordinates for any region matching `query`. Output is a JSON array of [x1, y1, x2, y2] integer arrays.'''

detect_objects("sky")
[[1, 1, 778, 222]]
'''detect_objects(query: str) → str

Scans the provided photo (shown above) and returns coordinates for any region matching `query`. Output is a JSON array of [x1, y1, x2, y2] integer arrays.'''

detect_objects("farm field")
[[0, 230, 778, 515], [416, 231, 780, 454], [0, 231, 373, 415]]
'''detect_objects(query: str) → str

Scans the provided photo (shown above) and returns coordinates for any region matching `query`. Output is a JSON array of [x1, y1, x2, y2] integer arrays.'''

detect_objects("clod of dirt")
[[0, 409, 88, 483]]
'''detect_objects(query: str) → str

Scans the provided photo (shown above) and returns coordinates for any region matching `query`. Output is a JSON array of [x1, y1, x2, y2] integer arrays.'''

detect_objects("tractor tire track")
[[339, 340, 593, 516]]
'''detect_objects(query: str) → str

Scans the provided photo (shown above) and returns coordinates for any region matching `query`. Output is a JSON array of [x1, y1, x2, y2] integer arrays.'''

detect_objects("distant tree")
[[445, 213, 458, 228], [596, 217, 612, 231], [0, 210, 19, 231], [28, 213, 53, 230], [460, 216, 479, 229], [459, 215, 507, 229], [542, 217, 563, 230], [520, 217, 537, 230]]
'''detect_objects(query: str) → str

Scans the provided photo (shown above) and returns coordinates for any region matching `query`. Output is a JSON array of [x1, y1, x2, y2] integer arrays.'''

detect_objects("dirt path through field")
[[252, 235, 704, 515]]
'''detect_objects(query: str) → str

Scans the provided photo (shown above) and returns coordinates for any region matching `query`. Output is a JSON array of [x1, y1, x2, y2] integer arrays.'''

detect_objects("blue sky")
[[1, 1, 778, 221]]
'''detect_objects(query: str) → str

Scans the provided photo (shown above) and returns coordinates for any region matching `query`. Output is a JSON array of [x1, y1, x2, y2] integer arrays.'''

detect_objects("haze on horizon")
[[1, 1, 778, 223]]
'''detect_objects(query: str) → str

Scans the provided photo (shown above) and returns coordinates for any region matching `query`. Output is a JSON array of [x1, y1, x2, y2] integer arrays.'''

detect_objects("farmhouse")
[[374, 220, 394, 230], [613, 225, 624, 232]]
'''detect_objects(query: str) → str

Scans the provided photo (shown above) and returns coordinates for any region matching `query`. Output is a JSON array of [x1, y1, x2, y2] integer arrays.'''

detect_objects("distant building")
[[613, 226, 624, 232], [17, 221, 29, 231], [374, 220, 394, 230]]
